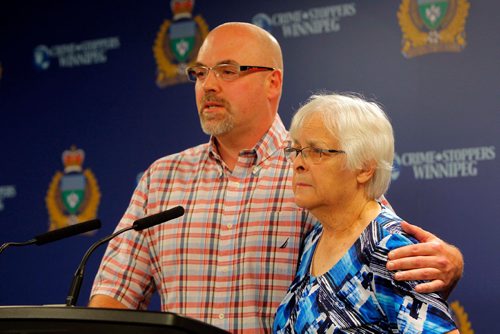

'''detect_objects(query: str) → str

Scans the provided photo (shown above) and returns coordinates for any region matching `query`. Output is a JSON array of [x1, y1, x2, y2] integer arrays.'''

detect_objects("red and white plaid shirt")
[[91, 115, 316, 333]]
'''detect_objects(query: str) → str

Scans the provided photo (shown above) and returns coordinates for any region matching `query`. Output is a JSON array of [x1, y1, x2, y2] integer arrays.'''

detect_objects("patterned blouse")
[[273, 205, 457, 333]]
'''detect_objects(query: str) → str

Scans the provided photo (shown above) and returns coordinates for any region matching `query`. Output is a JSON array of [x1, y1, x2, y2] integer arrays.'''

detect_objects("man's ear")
[[357, 161, 376, 184], [266, 69, 283, 99]]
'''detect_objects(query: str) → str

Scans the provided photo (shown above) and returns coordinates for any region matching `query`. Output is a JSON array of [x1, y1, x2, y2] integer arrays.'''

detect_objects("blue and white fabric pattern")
[[273, 205, 457, 333]]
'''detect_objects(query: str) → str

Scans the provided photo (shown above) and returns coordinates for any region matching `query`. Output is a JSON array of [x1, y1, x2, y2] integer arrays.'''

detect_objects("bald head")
[[198, 22, 283, 72], [193, 22, 284, 152]]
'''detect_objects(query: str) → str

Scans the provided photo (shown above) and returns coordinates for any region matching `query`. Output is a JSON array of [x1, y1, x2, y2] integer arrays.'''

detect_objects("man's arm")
[[386, 221, 464, 298], [88, 294, 128, 309]]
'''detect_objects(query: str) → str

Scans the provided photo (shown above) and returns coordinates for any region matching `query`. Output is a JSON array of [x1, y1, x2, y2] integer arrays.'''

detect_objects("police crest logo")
[[397, 0, 470, 58], [153, 0, 209, 87], [450, 301, 474, 333], [46, 146, 101, 231]]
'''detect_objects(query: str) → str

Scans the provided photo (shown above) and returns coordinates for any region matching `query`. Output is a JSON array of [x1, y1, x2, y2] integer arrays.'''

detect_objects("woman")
[[273, 93, 458, 333]]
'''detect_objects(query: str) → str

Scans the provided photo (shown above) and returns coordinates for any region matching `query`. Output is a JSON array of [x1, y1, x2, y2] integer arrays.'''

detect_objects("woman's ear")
[[357, 161, 376, 184]]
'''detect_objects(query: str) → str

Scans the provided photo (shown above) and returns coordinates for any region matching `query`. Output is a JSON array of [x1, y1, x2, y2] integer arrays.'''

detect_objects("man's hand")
[[88, 295, 128, 309], [387, 221, 464, 298]]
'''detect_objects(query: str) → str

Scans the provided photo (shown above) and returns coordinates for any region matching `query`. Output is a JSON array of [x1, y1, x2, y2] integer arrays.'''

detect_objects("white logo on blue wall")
[[32, 37, 120, 71], [136, 172, 144, 185], [393, 146, 495, 181], [252, 3, 357, 38], [34, 45, 52, 70], [391, 154, 402, 181], [0, 185, 16, 211], [252, 13, 273, 33]]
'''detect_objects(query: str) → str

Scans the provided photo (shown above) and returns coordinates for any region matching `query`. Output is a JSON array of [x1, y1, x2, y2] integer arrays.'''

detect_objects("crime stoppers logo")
[[0, 185, 16, 212], [153, 0, 209, 87], [397, 0, 470, 58], [46, 146, 101, 231], [33, 37, 120, 71], [252, 2, 356, 38], [392, 145, 495, 181]]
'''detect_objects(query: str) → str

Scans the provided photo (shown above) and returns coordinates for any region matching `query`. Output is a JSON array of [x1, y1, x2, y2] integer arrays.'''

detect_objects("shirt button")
[[218, 313, 225, 319], [227, 223, 233, 229]]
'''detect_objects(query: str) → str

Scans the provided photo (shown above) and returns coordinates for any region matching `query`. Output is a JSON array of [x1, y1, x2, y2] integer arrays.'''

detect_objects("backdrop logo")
[[153, 0, 209, 88], [46, 146, 101, 231], [450, 301, 474, 333], [397, 0, 470, 58], [0, 185, 16, 212], [136, 171, 144, 185], [252, 3, 356, 38], [391, 155, 402, 181], [392, 145, 495, 181], [33, 36, 120, 70]]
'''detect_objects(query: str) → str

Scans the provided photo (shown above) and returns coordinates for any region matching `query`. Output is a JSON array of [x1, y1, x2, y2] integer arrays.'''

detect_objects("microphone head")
[[34, 219, 102, 245], [133, 206, 185, 231]]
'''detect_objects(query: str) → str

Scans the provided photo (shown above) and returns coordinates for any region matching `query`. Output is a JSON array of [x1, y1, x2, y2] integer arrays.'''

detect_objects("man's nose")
[[201, 69, 220, 91]]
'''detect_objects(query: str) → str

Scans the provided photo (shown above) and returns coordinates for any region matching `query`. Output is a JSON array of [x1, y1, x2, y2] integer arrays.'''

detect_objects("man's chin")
[[201, 121, 234, 136]]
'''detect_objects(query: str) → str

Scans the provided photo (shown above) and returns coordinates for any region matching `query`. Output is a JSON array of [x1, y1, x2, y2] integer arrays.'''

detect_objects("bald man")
[[89, 22, 463, 333]]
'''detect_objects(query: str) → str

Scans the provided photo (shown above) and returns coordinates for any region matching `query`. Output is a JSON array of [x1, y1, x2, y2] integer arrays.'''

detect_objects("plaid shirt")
[[91, 114, 316, 333]]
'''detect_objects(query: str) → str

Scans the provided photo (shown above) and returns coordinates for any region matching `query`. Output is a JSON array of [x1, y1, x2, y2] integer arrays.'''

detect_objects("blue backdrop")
[[1, 1, 498, 332]]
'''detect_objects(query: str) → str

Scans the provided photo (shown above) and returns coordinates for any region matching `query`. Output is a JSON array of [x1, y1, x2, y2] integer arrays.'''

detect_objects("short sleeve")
[[372, 233, 457, 333], [90, 167, 156, 309]]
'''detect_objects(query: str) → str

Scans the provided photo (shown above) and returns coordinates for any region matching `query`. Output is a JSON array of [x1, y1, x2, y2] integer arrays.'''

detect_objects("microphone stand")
[[65, 206, 184, 306], [0, 239, 36, 255], [65, 225, 134, 307]]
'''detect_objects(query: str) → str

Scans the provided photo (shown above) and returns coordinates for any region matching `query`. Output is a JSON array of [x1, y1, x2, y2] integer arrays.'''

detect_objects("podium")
[[0, 306, 230, 334]]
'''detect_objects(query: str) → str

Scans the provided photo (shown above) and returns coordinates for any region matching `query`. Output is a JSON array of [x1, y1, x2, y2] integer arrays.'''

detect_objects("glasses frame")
[[185, 63, 276, 82], [284, 146, 346, 164]]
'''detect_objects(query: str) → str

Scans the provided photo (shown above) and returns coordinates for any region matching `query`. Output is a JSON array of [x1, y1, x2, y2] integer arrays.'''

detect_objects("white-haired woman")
[[273, 93, 458, 333]]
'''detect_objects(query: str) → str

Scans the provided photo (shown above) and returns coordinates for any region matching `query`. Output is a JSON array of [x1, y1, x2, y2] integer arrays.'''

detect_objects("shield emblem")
[[60, 173, 86, 215], [168, 20, 196, 63], [418, 0, 449, 30]]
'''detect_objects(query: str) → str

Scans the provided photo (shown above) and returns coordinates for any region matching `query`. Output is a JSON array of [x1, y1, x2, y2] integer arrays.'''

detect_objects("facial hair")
[[199, 94, 235, 136]]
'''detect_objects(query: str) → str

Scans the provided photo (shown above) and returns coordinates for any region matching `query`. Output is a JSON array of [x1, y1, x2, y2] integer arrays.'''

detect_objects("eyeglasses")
[[284, 146, 346, 164], [186, 63, 275, 82]]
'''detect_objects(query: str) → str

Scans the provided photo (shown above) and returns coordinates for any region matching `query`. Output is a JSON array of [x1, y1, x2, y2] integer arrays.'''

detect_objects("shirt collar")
[[208, 113, 289, 167]]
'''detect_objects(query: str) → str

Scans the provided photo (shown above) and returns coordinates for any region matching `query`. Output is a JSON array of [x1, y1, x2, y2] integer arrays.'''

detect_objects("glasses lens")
[[186, 66, 207, 82], [284, 147, 296, 161], [306, 147, 323, 163], [214, 64, 239, 81]]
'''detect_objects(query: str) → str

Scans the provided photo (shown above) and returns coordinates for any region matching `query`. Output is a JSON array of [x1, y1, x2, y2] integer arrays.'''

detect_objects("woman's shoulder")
[[372, 205, 418, 250]]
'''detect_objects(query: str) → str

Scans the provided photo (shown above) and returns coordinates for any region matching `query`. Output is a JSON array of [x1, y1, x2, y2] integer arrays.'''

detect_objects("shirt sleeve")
[[371, 232, 457, 333], [90, 168, 155, 309]]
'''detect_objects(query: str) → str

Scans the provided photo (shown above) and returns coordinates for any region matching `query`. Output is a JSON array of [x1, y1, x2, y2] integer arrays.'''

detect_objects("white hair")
[[289, 92, 394, 199]]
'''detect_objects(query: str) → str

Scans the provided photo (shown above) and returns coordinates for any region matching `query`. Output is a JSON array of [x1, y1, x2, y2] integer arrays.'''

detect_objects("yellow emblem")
[[46, 146, 101, 231], [153, 0, 209, 87], [450, 300, 474, 333], [397, 0, 470, 58]]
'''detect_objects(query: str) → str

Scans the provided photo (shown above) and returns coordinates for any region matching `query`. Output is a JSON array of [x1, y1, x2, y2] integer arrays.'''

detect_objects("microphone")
[[65, 205, 185, 307], [0, 219, 101, 255], [133, 205, 185, 231]]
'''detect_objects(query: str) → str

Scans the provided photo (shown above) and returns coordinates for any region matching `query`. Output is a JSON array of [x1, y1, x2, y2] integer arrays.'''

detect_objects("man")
[[89, 22, 463, 333]]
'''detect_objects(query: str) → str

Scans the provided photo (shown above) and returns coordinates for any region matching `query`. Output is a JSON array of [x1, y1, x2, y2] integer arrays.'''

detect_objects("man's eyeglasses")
[[186, 63, 275, 82], [284, 146, 346, 164]]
